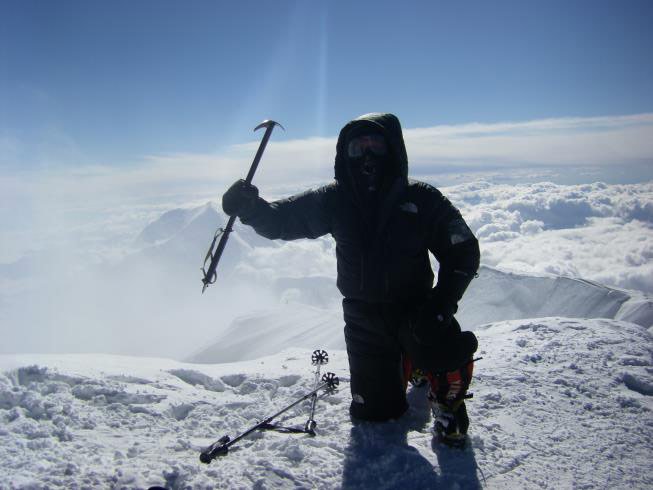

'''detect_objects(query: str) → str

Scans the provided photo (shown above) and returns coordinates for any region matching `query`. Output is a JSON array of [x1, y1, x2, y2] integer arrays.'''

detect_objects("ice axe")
[[201, 120, 284, 293]]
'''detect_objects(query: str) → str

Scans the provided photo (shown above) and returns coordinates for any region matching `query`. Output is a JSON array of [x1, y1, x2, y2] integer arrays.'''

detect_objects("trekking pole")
[[304, 350, 329, 435], [201, 120, 284, 293], [200, 372, 339, 463]]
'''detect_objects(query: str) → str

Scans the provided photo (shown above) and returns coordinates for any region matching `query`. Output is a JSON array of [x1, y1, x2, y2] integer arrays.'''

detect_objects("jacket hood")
[[334, 113, 409, 184]]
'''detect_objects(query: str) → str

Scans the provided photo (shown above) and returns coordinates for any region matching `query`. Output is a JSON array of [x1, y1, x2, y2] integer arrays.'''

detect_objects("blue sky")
[[2, 0, 652, 169]]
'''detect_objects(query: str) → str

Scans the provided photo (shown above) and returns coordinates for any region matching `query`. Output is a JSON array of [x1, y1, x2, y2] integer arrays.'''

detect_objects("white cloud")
[[449, 180, 653, 228], [3, 112, 652, 205], [480, 218, 653, 293], [136, 112, 653, 185], [226, 136, 336, 186], [444, 180, 653, 293], [405, 113, 653, 168], [238, 237, 336, 282]]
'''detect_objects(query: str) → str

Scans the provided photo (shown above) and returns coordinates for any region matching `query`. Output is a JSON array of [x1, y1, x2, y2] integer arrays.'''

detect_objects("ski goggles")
[[346, 133, 389, 159]]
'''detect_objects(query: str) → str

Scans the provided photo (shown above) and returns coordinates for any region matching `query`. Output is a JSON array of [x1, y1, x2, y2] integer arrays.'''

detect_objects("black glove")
[[410, 293, 457, 346], [222, 179, 259, 217]]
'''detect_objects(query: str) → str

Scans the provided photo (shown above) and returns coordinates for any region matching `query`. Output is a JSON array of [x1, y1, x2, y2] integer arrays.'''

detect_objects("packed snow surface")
[[1, 317, 651, 489]]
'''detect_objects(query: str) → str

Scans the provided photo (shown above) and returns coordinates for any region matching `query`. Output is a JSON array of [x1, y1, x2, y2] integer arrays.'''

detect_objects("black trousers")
[[343, 298, 477, 422]]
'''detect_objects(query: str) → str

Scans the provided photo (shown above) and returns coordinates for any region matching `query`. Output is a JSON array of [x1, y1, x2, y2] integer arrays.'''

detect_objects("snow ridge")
[[186, 264, 652, 365]]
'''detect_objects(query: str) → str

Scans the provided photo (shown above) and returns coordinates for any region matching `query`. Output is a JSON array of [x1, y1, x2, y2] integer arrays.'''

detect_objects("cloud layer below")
[[1, 178, 651, 359], [448, 180, 653, 293]]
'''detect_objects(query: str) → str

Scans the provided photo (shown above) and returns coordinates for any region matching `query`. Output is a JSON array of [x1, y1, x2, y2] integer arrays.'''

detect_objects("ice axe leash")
[[200, 350, 339, 464], [201, 120, 284, 293]]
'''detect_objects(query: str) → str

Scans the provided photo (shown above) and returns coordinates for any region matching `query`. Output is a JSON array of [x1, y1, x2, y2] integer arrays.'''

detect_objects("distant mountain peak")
[[136, 203, 223, 246]]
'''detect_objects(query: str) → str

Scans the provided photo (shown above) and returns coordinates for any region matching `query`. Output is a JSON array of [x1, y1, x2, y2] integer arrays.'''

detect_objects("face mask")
[[347, 133, 390, 193], [352, 150, 389, 192]]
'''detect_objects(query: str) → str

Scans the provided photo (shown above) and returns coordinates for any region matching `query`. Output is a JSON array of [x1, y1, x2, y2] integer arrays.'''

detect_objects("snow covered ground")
[[1, 317, 651, 489]]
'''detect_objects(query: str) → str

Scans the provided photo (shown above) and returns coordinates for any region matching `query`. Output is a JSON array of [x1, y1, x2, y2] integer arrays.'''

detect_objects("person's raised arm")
[[222, 179, 333, 241]]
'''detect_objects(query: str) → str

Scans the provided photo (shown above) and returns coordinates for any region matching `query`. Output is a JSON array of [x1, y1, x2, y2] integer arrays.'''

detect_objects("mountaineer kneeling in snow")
[[222, 113, 480, 446]]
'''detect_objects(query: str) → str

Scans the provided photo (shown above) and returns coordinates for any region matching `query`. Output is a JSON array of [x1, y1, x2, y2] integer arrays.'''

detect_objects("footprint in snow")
[[168, 403, 195, 421], [71, 384, 166, 405], [221, 374, 247, 387], [167, 369, 226, 392], [106, 374, 152, 385], [278, 374, 301, 387]]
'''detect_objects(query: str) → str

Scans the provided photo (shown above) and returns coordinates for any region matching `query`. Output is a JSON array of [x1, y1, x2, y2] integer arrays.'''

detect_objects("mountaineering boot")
[[425, 358, 475, 447], [429, 391, 469, 448]]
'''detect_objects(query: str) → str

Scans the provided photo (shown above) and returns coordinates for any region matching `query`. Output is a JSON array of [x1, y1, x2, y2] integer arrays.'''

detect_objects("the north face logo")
[[400, 202, 418, 214]]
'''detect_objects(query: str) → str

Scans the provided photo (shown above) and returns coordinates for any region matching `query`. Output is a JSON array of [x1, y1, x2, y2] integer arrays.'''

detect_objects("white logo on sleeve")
[[400, 202, 418, 214], [449, 218, 475, 245], [352, 394, 365, 404]]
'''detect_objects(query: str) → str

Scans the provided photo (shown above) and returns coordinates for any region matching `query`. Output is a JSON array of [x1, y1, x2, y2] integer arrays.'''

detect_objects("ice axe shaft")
[[201, 120, 283, 293]]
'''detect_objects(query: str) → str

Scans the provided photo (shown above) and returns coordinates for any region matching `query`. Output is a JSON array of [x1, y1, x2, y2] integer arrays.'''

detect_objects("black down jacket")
[[239, 113, 480, 309]]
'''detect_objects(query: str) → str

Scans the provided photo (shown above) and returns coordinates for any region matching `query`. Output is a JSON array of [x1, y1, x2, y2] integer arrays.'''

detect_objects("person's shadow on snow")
[[341, 386, 482, 489]]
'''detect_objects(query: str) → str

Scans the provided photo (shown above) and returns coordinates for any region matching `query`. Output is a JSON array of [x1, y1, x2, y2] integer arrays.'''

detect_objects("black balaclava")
[[345, 125, 393, 200]]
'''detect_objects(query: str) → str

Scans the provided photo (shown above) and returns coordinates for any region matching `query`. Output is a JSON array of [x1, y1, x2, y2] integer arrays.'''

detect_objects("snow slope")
[[460, 266, 653, 329], [187, 265, 652, 364], [188, 306, 343, 364], [2, 317, 651, 489]]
